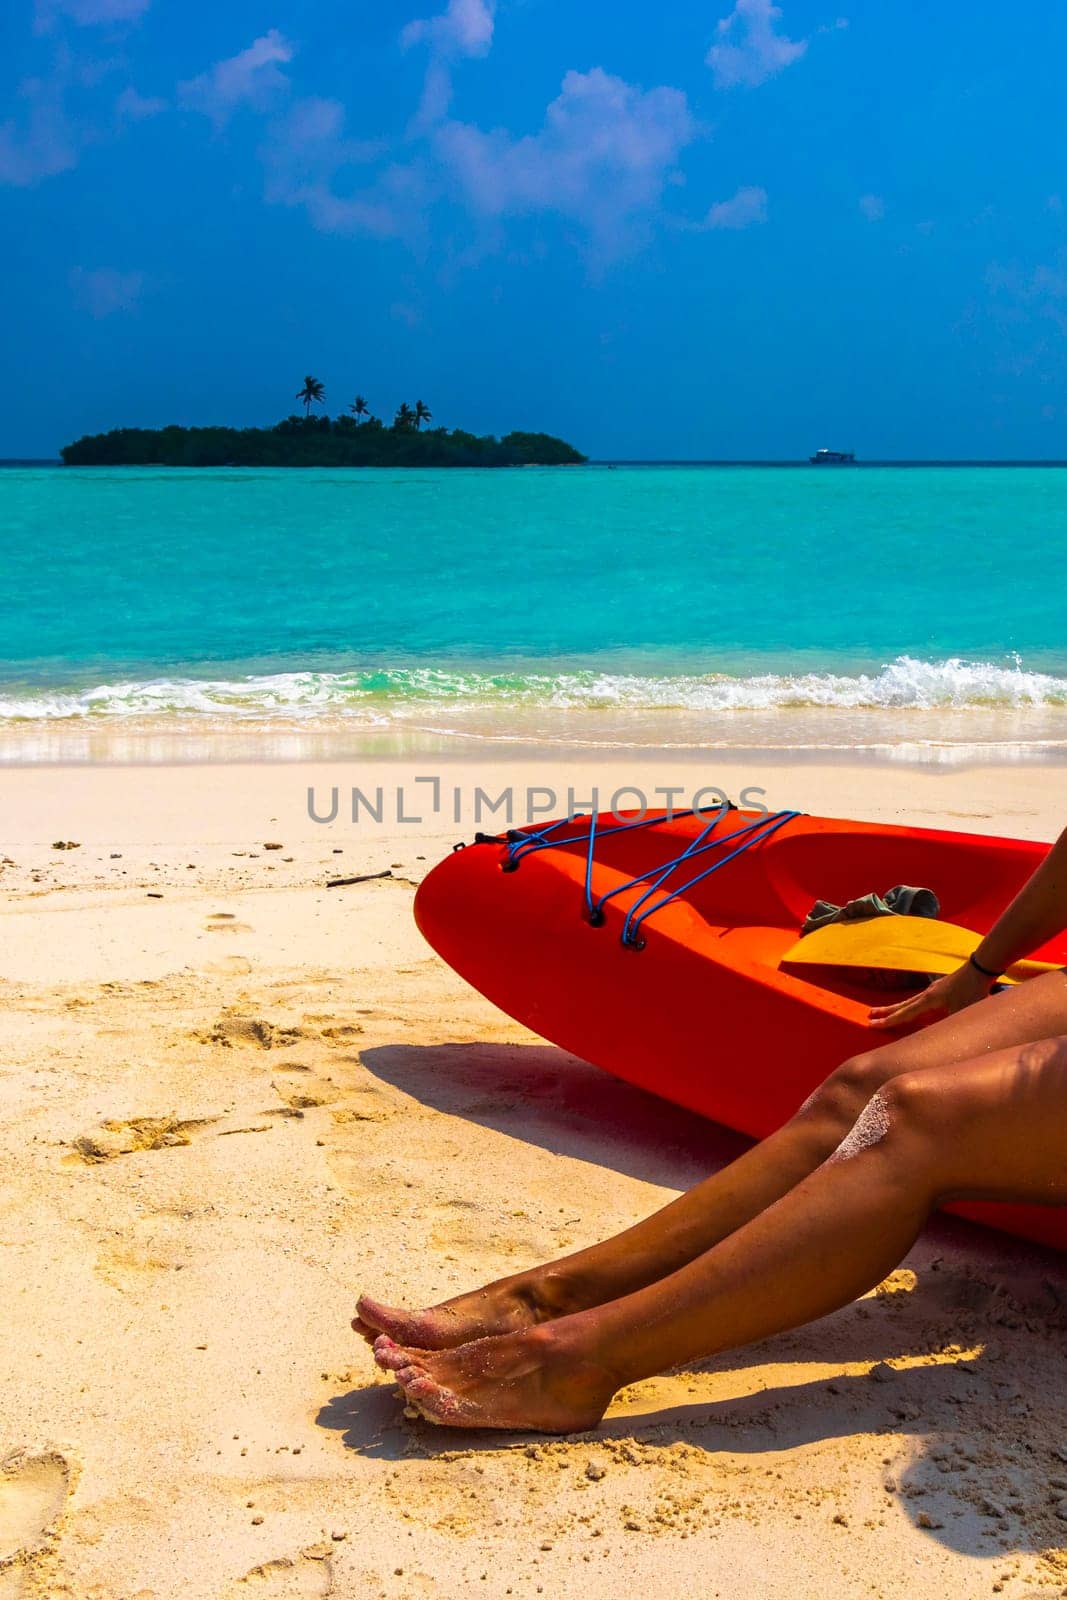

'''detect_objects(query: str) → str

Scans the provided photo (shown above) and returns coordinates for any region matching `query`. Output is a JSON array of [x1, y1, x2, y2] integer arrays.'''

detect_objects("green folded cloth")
[[801, 884, 940, 938]]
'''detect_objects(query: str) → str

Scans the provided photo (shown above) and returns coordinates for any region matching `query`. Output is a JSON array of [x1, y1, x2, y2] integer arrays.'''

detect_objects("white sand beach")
[[1, 755, 1065, 1599]]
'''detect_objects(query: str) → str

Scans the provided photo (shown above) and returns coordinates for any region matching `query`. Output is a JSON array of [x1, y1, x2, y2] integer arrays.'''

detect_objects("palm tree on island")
[[60, 388, 587, 465], [296, 375, 325, 417]]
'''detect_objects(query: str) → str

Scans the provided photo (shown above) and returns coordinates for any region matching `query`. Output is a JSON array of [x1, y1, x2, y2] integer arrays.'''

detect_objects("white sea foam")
[[0, 655, 1064, 723]]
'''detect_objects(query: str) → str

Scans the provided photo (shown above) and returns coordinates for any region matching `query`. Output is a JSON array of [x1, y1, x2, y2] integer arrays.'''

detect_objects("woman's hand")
[[868, 959, 995, 1030]]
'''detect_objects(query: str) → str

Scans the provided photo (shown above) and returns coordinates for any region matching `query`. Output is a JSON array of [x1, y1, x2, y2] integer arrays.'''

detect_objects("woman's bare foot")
[[371, 1323, 618, 1434], [353, 1268, 577, 1351]]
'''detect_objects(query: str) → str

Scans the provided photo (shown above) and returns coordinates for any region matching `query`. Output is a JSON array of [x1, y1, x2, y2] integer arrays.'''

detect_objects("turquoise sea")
[[2, 464, 1066, 761]]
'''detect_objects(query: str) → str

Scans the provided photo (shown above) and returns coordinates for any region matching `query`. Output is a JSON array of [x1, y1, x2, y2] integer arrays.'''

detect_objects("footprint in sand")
[[205, 913, 254, 934], [204, 956, 254, 977], [424, 1201, 548, 1262], [203, 1013, 308, 1050], [0, 1451, 72, 1570], [382, 1459, 503, 1547], [228, 1552, 333, 1596], [96, 1241, 173, 1283], [272, 1078, 336, 1110], [328, 1086, 402, 1124], [69, 1115, 218, 1164]]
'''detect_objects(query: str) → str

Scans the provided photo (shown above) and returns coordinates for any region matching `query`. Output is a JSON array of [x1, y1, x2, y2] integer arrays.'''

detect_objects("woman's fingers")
[[867, 993, 938, 1029], [868, 962, 995, 1031], [868, 992, 935, 1020]]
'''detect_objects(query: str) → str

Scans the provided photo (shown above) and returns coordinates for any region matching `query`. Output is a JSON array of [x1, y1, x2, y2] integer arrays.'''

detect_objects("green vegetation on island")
[[61, 374, 586, 468]]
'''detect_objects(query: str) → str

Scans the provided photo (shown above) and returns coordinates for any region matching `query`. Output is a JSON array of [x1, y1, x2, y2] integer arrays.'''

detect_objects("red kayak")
[[415, 806, 1067, 1253]]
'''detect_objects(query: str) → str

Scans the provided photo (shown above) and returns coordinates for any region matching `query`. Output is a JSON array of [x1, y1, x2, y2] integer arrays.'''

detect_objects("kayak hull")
[[415, 810, 1067, 1253]]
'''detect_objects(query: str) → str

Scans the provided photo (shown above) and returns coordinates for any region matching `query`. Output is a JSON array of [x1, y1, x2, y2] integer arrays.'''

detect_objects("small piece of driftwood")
[[326, 870, 393, 889]]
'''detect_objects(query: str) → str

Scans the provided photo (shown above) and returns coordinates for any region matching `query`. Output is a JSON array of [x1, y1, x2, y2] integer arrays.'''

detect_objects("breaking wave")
[[0, 654, 1064, 722]]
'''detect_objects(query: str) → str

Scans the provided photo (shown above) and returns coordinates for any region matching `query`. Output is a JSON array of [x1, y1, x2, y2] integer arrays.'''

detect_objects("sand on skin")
[[0, 755, 1065, 1599]]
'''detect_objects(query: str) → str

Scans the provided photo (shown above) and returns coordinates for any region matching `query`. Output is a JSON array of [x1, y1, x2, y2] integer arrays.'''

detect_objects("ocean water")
[[2, 463, 1066, 761]]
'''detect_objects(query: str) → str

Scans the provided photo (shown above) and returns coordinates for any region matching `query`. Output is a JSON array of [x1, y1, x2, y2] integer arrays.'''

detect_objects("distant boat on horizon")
[[810, 448, 856, 464]]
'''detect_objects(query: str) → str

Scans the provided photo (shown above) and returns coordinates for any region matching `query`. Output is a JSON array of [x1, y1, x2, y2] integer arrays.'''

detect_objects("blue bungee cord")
[[619, 809, 799, 948], [610, 810, 793, 945], [504, 805, 709, 868], [471, 803, 801, 948], [586, 804, 736, 925], [498, 803, 732, 916]]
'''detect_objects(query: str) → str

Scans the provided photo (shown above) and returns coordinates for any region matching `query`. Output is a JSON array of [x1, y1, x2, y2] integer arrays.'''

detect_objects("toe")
[[376, 1341, 423, 1374], [404, 1375, 462, 1421], [373, 1346, 404, 1372], [358, 1294, 420, 1340], [401, 1372, 435, 1397], [355, 1294, 398, 1332]]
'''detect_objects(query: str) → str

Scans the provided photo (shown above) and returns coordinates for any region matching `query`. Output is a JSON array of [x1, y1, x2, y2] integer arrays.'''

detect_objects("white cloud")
[[1, 33, 160, 188], [179, 30, 294, 127], [298, 172, 423, 237], [988, 258, 1067, 307], [115, 85, 166, 120], [410, 61, 454, 128], [858, 192, 884, 222], [261, 62, 697, 257], [702, 184, 767, 230], [402, 0, 496, 130], [170, 12, 769, 267], [977, 252, 1067, 383], [70, 265, 144, 316], [35, 0, 150, 29], [261, 96, 410, 238], [707, 0, 807, 89], [401, 0, 495, 59], [435, 67, 695, 252], [0, 61, 80, 186]]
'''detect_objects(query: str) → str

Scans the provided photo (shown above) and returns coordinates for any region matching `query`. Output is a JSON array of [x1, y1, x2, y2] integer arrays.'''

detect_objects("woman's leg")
[[356, 971, 1067, 1348], [375, 1032, 1067, 1432]]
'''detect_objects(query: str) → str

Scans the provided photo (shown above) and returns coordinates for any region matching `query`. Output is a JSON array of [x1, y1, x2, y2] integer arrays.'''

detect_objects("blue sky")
[[3, 0, 1067, 459]]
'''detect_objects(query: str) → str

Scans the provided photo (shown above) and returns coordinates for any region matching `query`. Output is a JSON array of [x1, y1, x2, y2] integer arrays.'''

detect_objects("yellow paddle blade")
[[780, 916, 1058, 985]]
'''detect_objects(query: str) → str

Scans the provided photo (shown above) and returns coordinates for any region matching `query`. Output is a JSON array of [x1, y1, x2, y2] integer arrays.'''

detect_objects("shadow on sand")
[[356, 1037, 752, 1188], [317, 1036, 1067, 1566]]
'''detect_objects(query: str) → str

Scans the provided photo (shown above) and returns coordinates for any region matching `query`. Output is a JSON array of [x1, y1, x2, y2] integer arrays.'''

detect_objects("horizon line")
[[8, 455, 1067, 469]]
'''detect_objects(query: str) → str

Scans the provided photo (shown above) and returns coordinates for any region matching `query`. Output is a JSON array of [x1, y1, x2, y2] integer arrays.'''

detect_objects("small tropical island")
[[61, 376, 586, 468]]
